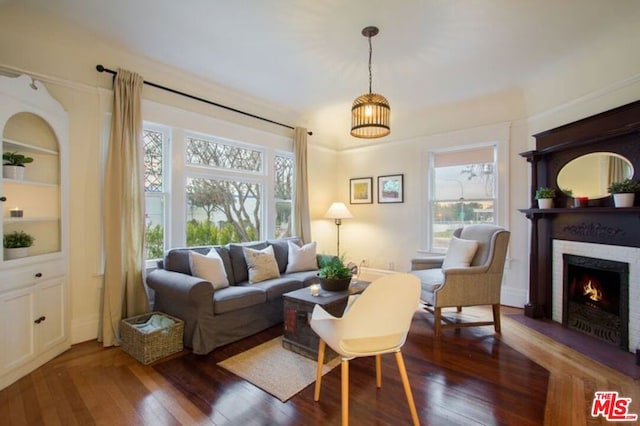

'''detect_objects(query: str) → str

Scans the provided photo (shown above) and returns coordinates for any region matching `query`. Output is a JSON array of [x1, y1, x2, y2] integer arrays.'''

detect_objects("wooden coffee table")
[[282, 281, 369, 360]]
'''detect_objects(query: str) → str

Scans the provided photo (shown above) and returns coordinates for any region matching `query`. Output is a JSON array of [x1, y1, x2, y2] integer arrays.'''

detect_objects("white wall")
[[1, 4, 639, 343]]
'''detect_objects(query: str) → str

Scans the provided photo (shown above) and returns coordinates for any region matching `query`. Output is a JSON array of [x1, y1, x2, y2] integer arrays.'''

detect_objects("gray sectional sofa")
[[146, 238, 321, 354]]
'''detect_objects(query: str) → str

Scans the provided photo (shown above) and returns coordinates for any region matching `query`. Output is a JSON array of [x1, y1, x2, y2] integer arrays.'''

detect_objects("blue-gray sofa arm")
[[146, 269, 214, 351]]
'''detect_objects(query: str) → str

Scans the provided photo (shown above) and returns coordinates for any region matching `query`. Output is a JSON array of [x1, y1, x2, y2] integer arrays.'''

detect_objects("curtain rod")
[[96, 65, 312, 136]]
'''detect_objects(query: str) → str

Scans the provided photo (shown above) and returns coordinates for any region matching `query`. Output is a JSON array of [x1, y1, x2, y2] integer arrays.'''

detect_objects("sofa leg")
[[434, 307, 442, 337], [492, 304, 501, 333]]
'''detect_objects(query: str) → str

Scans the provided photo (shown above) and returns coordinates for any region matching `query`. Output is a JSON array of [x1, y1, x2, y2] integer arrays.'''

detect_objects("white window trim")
[[419, 122, 510, 255], [143, 122, 171, 268], [139, 99, 294, 253]]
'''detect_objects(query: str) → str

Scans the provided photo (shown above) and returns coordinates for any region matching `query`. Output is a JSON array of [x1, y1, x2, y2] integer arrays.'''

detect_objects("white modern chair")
[[310, 273, 421, 426]]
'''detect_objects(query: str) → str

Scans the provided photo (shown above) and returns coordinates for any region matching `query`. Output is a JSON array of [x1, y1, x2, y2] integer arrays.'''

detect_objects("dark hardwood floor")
[[1, 306, 638, 425]]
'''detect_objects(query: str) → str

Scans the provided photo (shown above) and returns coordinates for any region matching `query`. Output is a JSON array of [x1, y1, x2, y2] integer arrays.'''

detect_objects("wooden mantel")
[[520, 100, 640, 319]]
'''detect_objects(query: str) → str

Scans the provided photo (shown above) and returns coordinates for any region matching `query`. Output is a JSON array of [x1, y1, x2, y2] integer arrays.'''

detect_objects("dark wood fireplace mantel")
[[520, 100, 640, 319]]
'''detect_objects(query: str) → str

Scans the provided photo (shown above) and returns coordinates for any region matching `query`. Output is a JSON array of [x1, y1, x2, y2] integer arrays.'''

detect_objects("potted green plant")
[[535, 187, 556, 209], [317, 255, 353, 291], [607, 178, 640, 208], [3, 230, 35, 260], [3, 151, 34, 180]]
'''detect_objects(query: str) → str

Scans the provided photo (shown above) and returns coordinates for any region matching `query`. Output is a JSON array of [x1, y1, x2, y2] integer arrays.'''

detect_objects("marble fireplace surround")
[[552, 240, 639, 353]]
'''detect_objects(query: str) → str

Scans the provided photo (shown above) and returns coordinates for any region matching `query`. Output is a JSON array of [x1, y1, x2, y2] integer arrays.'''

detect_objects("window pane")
[[434, 163, 495, 201], [145, 195, 164, 259], [143, 129, 164, 192], [432, 200, 494, 250], [186, 177, 261, 244], [431, 150, 496, 251], [186, 136, 263, 172], [274, 155, 293, 238]]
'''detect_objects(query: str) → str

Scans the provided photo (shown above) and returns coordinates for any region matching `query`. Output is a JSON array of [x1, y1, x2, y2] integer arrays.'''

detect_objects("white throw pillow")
[[442, 237, 479, 270], [243, 245, 281, 284], [285, 240, 318, 273], [189, 249, 229, 290]]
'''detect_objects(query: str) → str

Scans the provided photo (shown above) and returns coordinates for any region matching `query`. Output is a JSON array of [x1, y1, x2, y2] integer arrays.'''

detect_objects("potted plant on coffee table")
[[608, 178, 640, 208], [3, 230, 35, 260], [317, 255, 353, 291], [3, 151, 34, 180], [535, 187, 556, 209]]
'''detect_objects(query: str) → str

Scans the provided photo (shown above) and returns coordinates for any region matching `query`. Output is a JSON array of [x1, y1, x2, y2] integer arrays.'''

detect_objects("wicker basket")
[[120, 312, 184, 365]]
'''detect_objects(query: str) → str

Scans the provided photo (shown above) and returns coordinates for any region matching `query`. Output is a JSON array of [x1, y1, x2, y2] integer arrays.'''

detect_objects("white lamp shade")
[[324, 202, 353, 219]]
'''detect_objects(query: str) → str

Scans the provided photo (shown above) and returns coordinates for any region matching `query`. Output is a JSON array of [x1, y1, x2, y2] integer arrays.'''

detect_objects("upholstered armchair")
[[410, 224, 510, 336]]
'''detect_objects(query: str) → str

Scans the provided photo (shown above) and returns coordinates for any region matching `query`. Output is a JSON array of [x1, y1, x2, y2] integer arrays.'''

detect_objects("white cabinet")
[[0, 75, 69, 390]]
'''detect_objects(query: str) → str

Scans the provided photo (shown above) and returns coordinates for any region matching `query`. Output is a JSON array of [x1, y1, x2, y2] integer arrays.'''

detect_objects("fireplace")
[[562, 254, 629, 350]]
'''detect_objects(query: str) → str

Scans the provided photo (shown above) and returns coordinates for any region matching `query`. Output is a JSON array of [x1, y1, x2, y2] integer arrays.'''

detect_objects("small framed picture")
[[350, 177, 373, 204], [378, 174, 404, 203]]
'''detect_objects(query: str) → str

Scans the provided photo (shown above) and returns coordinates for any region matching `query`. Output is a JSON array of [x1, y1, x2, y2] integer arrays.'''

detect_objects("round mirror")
[[557, 152, 634, 199]]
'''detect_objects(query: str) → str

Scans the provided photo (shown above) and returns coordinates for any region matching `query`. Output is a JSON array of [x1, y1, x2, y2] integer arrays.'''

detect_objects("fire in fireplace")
[[562, 254, 629, 351]]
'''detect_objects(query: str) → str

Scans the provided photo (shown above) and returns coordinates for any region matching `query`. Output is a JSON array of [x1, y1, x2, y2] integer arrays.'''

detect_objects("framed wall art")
[[378, 174, 404, 203], [350, 177, 373, 204]]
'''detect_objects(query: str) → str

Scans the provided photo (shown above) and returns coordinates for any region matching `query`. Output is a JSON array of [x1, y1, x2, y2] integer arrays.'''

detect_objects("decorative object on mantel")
[[573, 196, 588, 208], [535, 187, 556, 209], [317, 255, 352, 292], [350, 26, 390, 139], [3, 230, 35, 260], [2, 151, 34, 180], [607, 178, 640, 208]]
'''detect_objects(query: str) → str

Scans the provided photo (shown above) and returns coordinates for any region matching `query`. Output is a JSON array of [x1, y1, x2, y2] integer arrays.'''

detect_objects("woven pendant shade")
[[350, 26, 390, 139], [351, 93, 390, 138]]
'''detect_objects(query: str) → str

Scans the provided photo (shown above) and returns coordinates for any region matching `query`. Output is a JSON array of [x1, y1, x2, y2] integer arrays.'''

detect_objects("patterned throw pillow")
[[243, 245, 281, 284], [285, 240, 318, 273], [189, 248, 230, 290]]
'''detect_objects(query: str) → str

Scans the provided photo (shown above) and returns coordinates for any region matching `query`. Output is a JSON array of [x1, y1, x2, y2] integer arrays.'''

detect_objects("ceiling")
[[6, 0, 640, 139]]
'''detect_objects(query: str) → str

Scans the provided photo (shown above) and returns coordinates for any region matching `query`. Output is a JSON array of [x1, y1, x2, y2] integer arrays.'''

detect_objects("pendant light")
[[350, 26, 390, 139]]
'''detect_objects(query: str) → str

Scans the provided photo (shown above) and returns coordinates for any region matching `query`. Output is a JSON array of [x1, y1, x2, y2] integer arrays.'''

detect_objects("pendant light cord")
[[368, 35, 373, 94]]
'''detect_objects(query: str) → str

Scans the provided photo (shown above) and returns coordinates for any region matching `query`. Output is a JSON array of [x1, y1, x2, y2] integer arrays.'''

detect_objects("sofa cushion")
[[241, 276, 304, 301], [243, 245, 281, 284], [164, 246, 233, 281], [267, 237, 301, 273], [227, 241, 267, 284], [441, 237, 478, 270], [188, 249, 229, 290], [285, 240, 317, 273], [213, 285, 266, 315]]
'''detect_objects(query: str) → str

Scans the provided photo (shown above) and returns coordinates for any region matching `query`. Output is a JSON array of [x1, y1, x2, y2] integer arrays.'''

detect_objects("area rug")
[[217, 336, 340, 402]]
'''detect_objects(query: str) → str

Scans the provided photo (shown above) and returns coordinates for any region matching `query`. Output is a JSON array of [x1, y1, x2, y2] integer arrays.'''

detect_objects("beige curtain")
[[293, 127, 312, 243], [99, 69, 149, 347]]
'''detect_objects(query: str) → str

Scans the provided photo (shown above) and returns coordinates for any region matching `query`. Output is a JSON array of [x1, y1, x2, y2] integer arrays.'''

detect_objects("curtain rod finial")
[[96, 64, 105, 72]]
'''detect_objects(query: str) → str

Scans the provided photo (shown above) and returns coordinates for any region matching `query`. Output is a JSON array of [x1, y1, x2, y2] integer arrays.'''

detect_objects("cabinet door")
[[0, 288, 36, 373], [36, 278, 66, 352]]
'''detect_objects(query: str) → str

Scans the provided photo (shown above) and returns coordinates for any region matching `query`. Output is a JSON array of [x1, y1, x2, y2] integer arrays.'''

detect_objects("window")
[[429, 145, 496, 251], [143, 125, 170, 260], [274, 154, 293, 238]]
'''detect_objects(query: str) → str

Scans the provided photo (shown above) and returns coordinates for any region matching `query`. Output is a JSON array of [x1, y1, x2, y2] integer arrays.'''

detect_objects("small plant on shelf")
[[3, 230, 35, 248], [535, 187, 556, 199], [2, 151, 34, 167], [607, 178, 640, 194]]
